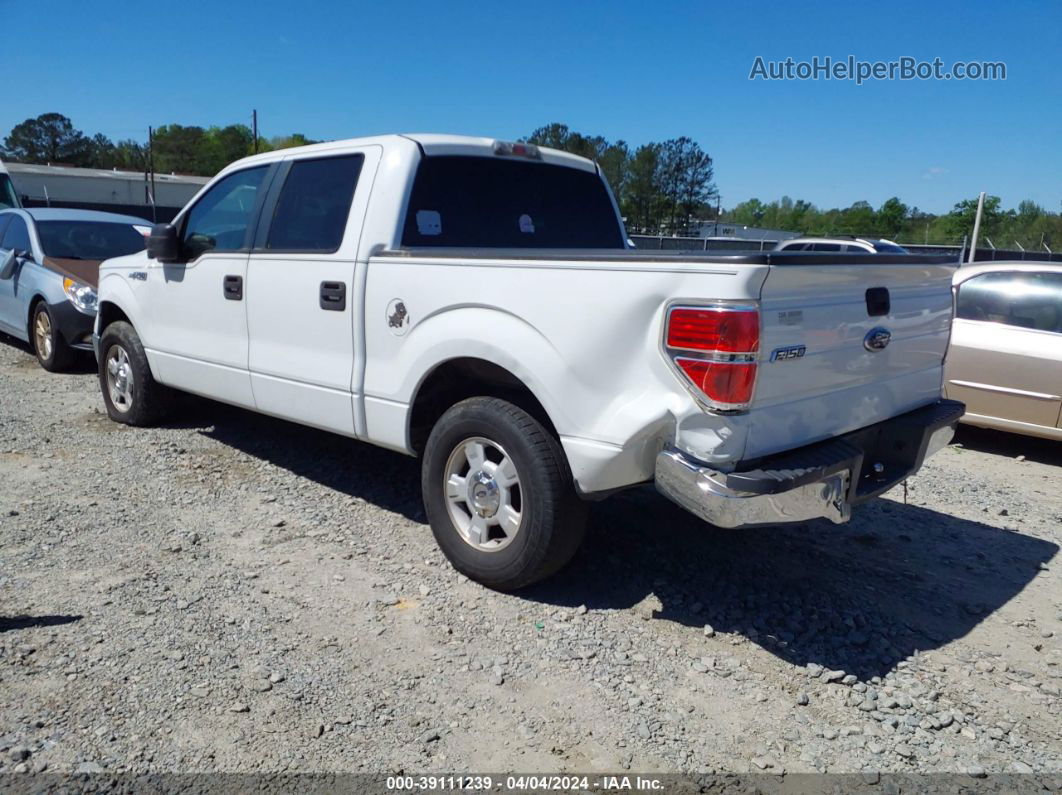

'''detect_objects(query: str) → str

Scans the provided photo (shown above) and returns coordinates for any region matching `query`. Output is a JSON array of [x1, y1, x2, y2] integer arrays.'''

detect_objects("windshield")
[[0, 175, 19, 210], [872, 241, 908, 253], [37, 220, 147, 260], [401, 155, 624, 248]]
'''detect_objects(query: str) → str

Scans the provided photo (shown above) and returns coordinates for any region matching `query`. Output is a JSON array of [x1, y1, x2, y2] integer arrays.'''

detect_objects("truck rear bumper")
[[655, 399, 964, 529]]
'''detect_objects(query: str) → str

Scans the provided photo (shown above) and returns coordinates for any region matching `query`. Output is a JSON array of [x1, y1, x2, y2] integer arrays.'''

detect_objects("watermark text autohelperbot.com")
[[750, 55, 1006, 85]]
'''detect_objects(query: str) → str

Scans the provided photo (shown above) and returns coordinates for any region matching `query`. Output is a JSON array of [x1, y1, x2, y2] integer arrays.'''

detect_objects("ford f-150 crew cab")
[[93, 134, 963, 590]]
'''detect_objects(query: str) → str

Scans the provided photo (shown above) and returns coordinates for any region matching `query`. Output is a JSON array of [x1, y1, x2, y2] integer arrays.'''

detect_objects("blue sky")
[[4, 0, 1059, 213]]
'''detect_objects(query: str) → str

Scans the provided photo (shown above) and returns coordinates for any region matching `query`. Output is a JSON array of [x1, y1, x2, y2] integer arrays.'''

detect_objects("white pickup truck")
[[94, 134, 963, 590]]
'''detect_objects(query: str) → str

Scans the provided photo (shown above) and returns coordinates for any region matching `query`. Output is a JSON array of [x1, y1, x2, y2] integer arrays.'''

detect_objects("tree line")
[[1, 113, 316, 177], [526, 123, 1060, 249], [727, 194, 1062, 249], [525, 123, 718, 234], [4, 114, 1058, 249]]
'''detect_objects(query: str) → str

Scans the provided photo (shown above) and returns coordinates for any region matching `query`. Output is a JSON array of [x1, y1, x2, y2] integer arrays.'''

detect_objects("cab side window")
[[265, 154, 363, 252], [956, 271, 1062, 333], [1, 215, 31, 254], [181, 166, 268, 260]]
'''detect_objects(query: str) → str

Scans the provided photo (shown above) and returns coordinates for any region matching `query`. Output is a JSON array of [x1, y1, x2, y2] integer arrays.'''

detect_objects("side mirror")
[[147, 223, 182, 263], [0, 250, 16, 280]]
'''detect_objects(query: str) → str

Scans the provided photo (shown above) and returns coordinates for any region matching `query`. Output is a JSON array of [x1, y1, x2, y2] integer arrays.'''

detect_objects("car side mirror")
[[0, 250, 16, 280], [147, 223, 182, 263]]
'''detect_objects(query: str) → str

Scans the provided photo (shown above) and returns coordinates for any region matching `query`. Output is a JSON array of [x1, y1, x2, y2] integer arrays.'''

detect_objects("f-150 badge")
[[770, 344, 806, 362], [387, 299, 410, 336]]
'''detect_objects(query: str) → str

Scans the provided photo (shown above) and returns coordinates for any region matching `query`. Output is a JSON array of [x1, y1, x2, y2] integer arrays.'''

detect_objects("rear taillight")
[[664, 304, 759, 411]]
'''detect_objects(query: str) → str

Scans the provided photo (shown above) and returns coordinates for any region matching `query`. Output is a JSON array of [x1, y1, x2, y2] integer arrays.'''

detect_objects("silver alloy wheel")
[[443, 436, 523, 552], [105, 344, 134, 414], [34, 310, 53, 361]]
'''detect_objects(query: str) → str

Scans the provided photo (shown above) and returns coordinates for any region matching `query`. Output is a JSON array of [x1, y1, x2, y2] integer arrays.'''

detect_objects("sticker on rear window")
[[416, 210, 442, 236], [518, 214, 535, 234]]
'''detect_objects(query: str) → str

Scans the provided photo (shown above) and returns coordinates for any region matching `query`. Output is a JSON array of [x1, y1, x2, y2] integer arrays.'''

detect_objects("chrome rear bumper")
[[655, 399, 963, 529], [656, 449, 851, 528]]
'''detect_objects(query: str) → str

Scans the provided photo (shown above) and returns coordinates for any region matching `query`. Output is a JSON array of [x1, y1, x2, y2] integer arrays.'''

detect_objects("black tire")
[[422, 397, 587, 590], [31, 302, 76, 372], [97, 321, 170, 426]]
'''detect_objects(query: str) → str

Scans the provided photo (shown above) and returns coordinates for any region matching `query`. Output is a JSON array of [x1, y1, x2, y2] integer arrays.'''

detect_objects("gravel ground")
[[1, 335, 1060, 780]]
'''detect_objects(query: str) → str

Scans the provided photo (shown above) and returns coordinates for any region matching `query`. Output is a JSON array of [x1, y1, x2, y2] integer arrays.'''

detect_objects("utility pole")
[[967, 191, 985, 265], [252, 109, 258, 154], [147, 126, 157, 223]]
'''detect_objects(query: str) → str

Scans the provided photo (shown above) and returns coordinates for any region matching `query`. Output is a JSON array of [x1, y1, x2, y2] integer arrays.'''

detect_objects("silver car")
[[0, 208, 149, 371], [946, 262, 1062, 441]]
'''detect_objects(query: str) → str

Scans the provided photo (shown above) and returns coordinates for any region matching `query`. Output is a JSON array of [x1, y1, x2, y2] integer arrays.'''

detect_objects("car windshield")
[[37, 220, 147, 260], [872, 241, 908, 253], [0, 175, 19, 210]]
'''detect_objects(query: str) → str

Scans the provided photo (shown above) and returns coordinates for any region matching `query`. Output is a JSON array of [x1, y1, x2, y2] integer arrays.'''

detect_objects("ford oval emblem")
[[863, 326, 892, 352]]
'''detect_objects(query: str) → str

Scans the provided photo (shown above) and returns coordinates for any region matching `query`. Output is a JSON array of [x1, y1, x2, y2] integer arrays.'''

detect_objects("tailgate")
[[744, 254, 957, 460]]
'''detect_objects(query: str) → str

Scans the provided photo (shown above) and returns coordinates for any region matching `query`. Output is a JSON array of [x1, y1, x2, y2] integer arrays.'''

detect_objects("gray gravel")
[[0, 336, 1061, 777]]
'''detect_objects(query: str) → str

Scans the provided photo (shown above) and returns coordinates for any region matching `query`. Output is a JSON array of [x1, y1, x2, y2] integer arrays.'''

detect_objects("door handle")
[[223, 275, 243, 301], [319, 281, 346, 311]]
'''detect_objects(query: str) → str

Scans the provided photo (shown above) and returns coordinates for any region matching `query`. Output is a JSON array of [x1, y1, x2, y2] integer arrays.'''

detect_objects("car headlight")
[[63, 277, 98, 314]]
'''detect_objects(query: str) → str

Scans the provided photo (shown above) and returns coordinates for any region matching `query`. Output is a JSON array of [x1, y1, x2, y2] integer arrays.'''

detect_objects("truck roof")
[[219, 133, 599, 176]]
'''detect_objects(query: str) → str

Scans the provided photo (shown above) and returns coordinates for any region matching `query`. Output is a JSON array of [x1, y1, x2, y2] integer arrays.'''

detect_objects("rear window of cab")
[[401, 156, 624, 249]]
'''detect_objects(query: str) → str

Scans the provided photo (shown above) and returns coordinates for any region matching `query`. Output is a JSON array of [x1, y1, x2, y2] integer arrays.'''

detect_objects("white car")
[[94, 134, 962, 589], [775, 236, 908, 254]]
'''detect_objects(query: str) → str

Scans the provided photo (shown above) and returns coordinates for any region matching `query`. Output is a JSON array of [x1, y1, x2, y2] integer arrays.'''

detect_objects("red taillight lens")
[[675, 358, 756, 406], [666, 307, 759, 353], [665, 304, 760, 410]]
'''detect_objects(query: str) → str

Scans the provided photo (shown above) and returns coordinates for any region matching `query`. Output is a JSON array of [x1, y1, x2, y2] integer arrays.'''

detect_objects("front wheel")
[[31, 303, 76, 372], [422, 397, 587, 590], [97, 321, 170, 426]]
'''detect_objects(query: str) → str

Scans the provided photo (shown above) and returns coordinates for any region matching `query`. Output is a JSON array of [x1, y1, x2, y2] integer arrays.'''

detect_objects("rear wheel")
[[98, 321, 170, 426], [31, 303, 76, 372], [422, 397, 587, 590]]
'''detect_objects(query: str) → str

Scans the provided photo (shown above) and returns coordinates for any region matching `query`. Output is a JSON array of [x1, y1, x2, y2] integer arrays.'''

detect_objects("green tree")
[[621, 144, 664, 231], [940, 195, 1003, 242], [598, 141, 630, 202], [151, 124, 209, 174], [269, 133, 319, 150], [728, 198, 766, 227], [526, 123, 574, 151], [2, 113, 92, 165], [876, 197, 908, 238], [202, 124, 255, 174]]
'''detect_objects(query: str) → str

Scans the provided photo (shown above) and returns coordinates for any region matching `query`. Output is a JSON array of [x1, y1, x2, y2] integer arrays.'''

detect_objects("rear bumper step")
[[655, 399, 964, 528]]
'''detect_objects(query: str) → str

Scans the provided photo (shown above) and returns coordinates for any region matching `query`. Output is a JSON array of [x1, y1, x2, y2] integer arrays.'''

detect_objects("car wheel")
[[422, 397, 587, 590], [97, 321, 170, 426], [31, 302, 76, 372]]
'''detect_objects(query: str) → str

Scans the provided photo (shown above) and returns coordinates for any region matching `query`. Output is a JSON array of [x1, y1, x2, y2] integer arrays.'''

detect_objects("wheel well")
[[26, 295, 46, 338], [97, 301, 131, 332], [409, 358, 559, 455]]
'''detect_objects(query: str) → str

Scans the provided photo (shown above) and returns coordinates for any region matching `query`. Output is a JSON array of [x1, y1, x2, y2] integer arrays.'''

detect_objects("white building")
[[5, 163, 208, 222]]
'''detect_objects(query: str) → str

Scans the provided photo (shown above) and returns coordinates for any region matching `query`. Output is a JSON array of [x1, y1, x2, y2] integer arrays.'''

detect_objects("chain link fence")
[[629, 235, 1062, 263]]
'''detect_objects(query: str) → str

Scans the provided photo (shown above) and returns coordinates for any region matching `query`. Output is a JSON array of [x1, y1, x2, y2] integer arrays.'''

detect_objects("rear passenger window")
[[956, 272, 1062, 333], [266, 155, 363, 252], [809, 243, 841, 252]]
